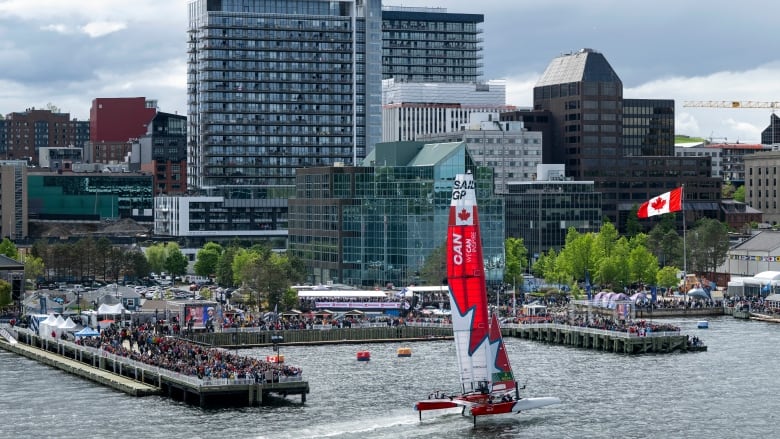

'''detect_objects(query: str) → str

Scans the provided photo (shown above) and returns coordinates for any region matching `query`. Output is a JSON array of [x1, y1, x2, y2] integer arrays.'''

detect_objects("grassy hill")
[[675, 135, 707, 143]]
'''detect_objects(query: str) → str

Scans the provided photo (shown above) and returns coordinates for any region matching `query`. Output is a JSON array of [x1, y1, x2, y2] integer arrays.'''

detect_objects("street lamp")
[[271, 334, 283, 365]]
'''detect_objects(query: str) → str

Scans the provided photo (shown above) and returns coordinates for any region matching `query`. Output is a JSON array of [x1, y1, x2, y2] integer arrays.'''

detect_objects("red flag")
[[637, 187, 683, 218]]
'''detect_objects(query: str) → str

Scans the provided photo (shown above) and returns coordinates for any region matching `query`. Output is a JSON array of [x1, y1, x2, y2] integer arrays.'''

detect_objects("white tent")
[[97, 303, 127, 315], [38, 314, 58, 338], [58, 317, 78, 332]]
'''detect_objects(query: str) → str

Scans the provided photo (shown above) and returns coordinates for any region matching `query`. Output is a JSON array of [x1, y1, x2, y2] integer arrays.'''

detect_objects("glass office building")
[[28, 174, 153, 222], [505, 180, 602, 261], [289, 141, 504, 287]]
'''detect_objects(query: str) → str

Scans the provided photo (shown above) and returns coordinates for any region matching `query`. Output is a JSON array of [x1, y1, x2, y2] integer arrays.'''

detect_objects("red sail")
[[447, 172, 491, 388]]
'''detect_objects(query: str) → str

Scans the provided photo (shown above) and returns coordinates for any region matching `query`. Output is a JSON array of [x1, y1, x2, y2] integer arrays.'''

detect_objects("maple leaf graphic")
[[458, 208, 471, 221], [650, 197, 666, 210]]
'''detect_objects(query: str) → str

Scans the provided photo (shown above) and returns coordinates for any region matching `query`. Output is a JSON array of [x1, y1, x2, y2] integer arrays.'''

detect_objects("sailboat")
[[414, 171, 560, 425]]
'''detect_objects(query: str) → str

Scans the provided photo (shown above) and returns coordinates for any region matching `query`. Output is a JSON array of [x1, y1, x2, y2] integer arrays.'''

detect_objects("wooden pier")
[[502, 323, 702, 354], [1, 327, 309, 407]]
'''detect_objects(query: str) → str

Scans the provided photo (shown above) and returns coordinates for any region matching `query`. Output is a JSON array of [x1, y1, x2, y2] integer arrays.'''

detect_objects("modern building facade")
[[530, 48, 721, 230], [421, 113, 543, 194], [28, 173, 153, 223], [381, 6, 483, 83], [676, 143, 768, 185], [38, 146, 84, 171], [0, 160, 28, 239], [185, 0, 382, 242], [504, 164, 601, 261], [133, 112, 188, 195], [743, 150, 780, 225], [3, 108, 89, 165], [186, 0, 382, 190], [87, 97, 158, 164], [288, 141, 504, 287], [761, 113, 780, 146], [381, 78, 513, 142]]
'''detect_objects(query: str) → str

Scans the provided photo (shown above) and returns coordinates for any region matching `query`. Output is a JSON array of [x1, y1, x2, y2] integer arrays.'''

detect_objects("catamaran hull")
[[415, 396, 561, 417], [512, 397, 562, 412]]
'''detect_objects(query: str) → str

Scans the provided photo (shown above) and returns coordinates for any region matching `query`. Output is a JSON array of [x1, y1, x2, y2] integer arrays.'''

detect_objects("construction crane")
[[682, 101, 780, 144], [682, 101, 780, 109]]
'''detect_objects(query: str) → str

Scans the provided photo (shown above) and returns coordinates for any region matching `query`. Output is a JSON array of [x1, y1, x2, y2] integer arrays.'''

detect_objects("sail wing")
[[488, 312, 515, 392], [447, 172, 491, 391]]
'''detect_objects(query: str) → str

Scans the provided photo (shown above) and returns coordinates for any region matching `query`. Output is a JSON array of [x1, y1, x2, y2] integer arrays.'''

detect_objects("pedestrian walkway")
[[0, 338, 159, 396]]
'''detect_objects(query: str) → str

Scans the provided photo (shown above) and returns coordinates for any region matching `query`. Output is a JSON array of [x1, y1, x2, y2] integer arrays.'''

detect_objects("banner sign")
[[314, 301, 401, 309], [730, 255, 780, 262]]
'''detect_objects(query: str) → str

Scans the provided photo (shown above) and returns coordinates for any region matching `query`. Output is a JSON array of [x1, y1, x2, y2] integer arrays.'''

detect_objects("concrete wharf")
[[187, 323, 702, 355], [501, 323, 703, 354], [0, 326, 309, 407]]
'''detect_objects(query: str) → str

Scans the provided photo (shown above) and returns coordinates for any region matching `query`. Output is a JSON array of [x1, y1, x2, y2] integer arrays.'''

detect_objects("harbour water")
[[3, 316, 779, 438]]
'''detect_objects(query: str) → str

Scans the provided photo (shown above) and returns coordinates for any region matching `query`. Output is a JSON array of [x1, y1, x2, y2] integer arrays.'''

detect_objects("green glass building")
[[28, 173, 154, 222], [289, 141, 504, 288]]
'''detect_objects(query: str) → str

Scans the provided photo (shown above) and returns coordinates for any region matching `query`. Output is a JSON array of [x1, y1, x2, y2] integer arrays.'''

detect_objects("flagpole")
[[682, 185, 687, 292]]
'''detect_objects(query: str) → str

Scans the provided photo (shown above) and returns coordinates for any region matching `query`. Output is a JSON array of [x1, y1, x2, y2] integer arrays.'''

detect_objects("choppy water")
[[2, 316, 779, 438]]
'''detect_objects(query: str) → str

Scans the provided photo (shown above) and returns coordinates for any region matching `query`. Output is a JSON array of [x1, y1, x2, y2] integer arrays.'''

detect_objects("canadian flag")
[[637, 187, 683, 218]]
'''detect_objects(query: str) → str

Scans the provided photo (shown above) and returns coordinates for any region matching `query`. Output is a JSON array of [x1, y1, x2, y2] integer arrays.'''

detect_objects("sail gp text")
[[452, 178, 475, 199], [452, 231, 478, 266]]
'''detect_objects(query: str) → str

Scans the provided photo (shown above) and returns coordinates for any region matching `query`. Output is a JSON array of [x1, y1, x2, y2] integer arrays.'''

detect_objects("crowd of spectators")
[[75, 323, 302, 382]]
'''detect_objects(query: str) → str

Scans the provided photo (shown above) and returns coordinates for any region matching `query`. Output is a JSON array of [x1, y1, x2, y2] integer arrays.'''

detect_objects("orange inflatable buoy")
[[397, 347, 412, 357]]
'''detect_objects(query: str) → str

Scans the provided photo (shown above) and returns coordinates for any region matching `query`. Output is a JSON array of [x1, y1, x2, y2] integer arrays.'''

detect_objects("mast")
[[682, 185, 687, 287], [447, 171, 491, 393]]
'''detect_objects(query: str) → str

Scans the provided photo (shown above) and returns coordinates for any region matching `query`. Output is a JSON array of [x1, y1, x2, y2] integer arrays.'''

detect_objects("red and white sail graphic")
[[488, 313, 515, 392], [447, 172, 491, 391]]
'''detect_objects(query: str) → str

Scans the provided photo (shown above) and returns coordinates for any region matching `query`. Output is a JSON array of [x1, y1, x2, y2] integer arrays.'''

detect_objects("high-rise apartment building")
[[381, 6, 483, 83], [187, 0, 382, 195], [0, 160, 28, 239]]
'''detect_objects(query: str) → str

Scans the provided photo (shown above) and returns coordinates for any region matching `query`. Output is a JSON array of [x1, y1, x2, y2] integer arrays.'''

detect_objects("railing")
[[504, 323, 681, 339], [12, 330, 302, 389]]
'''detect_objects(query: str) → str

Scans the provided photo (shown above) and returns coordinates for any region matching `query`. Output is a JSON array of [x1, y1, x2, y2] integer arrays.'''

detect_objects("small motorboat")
[[697, 321, 709, 329]]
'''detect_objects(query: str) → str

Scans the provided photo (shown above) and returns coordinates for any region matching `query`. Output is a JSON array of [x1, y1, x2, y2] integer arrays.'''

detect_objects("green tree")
[[145, 243, 167, 274], [216, 245, 239, 286], [687, 218, 729, 274], [0, 279, 11, 308], [419, 243, 447, 286], [194, 242, 223, 277], [656, 266, 680, 293], [24, 256, 45, 284], [281, 287, 299, 310], [733, 185, 745, 203], [722, 182, 736, 199], [232, 248, 261, 286], [595, 221, 619, 258], [596, 237, 630, 290], [126, 249, 151, 279], [628, 245, 659, 286], [557, 228, 601, 283], [626, 205, 643, 237], [164, 247, 189, 276], [504, 237, 528, 285], [0, 238, 19, 260]]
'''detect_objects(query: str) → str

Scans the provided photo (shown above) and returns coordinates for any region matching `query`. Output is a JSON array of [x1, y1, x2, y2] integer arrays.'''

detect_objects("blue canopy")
[[74, 326, 100, 338]]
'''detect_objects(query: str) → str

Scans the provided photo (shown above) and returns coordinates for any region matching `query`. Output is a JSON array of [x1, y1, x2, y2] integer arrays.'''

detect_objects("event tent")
[[74, 327, 100, 338]]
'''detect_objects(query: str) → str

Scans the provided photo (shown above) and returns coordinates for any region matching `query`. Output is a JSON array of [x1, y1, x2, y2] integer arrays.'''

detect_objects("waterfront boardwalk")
[[0, 326, 309, 407], [502, 323, 701, 354]]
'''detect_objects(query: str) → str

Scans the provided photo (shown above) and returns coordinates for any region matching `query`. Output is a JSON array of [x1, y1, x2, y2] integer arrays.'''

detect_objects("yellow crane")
[[682, 101, 780, 144], [682, 100, 780, 109]]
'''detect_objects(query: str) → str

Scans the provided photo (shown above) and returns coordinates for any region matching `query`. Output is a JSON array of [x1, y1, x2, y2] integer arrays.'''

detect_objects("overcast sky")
[[1, 0, 779, 143]]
